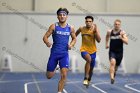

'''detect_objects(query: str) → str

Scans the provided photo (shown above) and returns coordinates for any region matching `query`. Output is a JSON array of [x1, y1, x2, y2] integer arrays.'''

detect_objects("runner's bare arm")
[[43, 24, 55, 47], [94, 24, 101, 43], [75, 27, 82, 36], [120, 31, 128, 45], [69, 26, 77, 49], [106, 30, 111, 49]]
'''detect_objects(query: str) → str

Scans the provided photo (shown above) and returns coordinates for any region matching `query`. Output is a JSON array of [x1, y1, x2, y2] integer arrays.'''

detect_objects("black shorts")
[[109, 51, 123, 66]]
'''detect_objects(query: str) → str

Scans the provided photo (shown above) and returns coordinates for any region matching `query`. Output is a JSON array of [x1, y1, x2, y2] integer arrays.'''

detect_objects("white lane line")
[[0, 78, 33, 93], [0, 79, 32, 93], [24, 81, 48, 93], [24, 77, 81, 93], [91, 80, 131, 93], [24, 80, 70, 93], [112, 84, 131, 93], [24, 83, 28, 93], [32, 74, 42, 93], [125, 83, 140, 93], [94, 81, 109, 85], [91, 82, 108, 93], [92, 84, 107, 93], [63, 89, 68, 93]]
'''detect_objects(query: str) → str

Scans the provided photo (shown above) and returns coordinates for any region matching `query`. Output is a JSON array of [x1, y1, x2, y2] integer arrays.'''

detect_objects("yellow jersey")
[[80, 26, 97, 54]]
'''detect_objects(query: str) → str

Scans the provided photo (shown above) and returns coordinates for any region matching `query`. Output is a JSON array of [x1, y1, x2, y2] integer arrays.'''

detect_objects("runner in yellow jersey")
[[76, 16, 101, 87]]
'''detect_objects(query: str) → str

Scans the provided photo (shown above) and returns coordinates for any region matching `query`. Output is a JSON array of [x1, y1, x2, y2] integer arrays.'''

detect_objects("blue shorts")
[[47, 52, 69, 72], [81, 52, 96, 67]]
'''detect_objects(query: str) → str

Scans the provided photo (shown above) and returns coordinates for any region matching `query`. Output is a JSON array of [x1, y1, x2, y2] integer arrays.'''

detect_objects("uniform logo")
[[56, 31, 70, 35], [110, 36, 120, 39]]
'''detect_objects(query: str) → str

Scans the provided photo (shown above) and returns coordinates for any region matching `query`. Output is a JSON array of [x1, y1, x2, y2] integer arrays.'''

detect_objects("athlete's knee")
[[84, 54, 92, 63], [87, 58, 92, 63], [46, 72, 54, 79], [110, 59, 116, 66], [110, 62, 115, 66], [110, 58, 115, 62], [46, 75, 52, 79], [61, 73, 67, 80], [86, 59, 92, 64]]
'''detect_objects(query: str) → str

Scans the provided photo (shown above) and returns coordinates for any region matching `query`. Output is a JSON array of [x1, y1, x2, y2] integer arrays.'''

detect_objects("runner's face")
[[114, 21, 121, 30], [85, 18, 93, 28], [57, 13, 68, 23]]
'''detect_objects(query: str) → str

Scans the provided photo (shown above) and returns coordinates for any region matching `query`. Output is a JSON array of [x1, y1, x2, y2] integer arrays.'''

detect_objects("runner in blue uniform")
[[43, 8, 76, 93], [106, 19, 128, 84]]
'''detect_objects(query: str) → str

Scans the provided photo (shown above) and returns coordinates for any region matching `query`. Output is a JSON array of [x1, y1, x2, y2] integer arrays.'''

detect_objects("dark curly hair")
[[85, 16, 94, 21]]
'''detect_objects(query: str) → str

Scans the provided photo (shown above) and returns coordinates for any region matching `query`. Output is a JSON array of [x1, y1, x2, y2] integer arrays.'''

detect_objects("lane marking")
[[63, 89, 68, 93], [91, 79, 131, 93], [24, 80, 70, 93], [91, 84, 107, 93], [24, 81, 48, 93], [125, 83, 140, 93], [91, 82, 108, 93], [24, 83, 28, 93], [32, 74, 42, 93]]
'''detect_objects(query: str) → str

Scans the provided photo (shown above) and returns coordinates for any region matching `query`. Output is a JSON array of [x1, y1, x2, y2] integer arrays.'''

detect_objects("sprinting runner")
[[76, 15, 101, 87], [105, 19, 128, 84], [43, 8, 76, 93]]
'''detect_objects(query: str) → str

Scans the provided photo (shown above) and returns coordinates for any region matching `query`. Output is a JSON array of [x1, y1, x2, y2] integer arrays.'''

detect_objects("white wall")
[[0, 0, 32, 12], [107, 0, 140, 13], [0, 12, 140, 73], [0, 0, 140, 13], [35, 0, 106, 13]]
